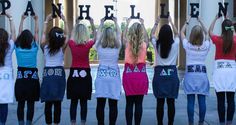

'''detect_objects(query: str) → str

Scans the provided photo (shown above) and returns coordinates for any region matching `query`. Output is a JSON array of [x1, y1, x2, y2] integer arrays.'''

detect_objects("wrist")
[[9, 17, 13, 21]]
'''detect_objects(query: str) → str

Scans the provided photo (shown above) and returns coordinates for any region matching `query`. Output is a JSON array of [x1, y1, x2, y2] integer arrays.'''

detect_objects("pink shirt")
[[68, 40, 95, 68], [125, 42, 147, 64], [211, 35, 236, 60]]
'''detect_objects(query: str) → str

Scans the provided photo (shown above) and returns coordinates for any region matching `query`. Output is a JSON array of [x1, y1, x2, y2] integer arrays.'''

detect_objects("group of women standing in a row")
[[0, 11, 235, 125]]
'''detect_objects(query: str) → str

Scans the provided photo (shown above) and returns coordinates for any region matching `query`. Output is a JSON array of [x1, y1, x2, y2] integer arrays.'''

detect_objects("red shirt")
[[68, 40, 95, 68], [211, 35, 236, 60]]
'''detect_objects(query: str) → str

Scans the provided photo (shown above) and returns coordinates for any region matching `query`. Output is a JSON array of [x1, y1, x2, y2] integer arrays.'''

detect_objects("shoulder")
[[210, 35, 221, 44]]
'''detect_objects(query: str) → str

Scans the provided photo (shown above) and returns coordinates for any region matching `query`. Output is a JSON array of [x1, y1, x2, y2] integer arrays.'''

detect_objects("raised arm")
[[5, 13, 16, 41], [122, 18, 131, 46], [113, 17, 122, 47], [209, 15, 219, 38], [151, 16, 160, 40], [198, 17, 209, 41], [89, 18, 96, 42], [181, 16, 190, 40], [41, 14, 52, 49], [61, 14, 69, 52], [168, 16, 179, 37], [139, 18, 149, 47], [33, 15, 39, 43], [94, 18, 105, 48], [18, 14, 27, 36]]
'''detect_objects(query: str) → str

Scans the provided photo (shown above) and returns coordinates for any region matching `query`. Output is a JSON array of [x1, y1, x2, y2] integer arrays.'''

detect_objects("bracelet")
[[186, 22, 189, 25], [9, 17, 13, 21], [155, 23, 158, 26]]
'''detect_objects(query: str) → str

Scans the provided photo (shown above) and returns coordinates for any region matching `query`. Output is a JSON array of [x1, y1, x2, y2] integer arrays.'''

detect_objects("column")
[[178, 0, 187, 70], [63, 0, 75, 68]]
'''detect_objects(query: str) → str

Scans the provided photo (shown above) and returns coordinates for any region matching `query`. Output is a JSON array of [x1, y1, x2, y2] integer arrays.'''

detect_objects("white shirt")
[[152, 37, 180, 66], [44, 45, 64, 67], [183, 38, 210, 65], [4, 40, 14, 68], [97, 45, 121, 66]]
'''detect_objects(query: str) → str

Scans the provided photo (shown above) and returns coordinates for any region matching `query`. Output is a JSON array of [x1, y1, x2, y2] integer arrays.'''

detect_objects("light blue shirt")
[[15, 42, 38, 68]]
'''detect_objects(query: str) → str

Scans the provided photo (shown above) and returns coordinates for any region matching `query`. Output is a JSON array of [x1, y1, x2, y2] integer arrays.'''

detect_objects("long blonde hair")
[[189, 25, 204, 46], [101, 27, 119, 48], [72, 24, 89, 45], [128, 22, 144, 58]]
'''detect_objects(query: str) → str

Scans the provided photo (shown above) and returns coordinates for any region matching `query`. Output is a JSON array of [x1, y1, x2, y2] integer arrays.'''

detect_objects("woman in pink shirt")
[[122, 18, 149, 125], [66, 18, 96, 125]]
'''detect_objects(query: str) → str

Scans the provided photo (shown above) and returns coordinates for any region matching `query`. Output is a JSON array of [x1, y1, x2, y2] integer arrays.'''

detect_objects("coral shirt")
[[124, 42, 147, 64], [68, 40, 95, 68], [211, 35, 236, 60]]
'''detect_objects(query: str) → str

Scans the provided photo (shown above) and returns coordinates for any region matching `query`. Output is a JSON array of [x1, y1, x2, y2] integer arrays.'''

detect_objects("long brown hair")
[[0, 28, 9, 66], [221, 19, 234, 54]]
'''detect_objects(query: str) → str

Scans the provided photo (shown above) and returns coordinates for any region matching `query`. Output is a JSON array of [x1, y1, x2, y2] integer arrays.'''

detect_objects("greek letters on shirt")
[[187, 65, 206, 73], [160, 69, 174, 76], [98, 67, 119, 77], [0, 73, 10, 80], [126, 65, 146, 73], [17, 71, 38, 79], [43, 68, 62, 77], [72, 70, 87, 78], [217, 62, 233, 69]]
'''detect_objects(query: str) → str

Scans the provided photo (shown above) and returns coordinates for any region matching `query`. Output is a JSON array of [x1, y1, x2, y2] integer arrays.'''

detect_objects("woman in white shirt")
[[0, 13, 16, 125], [151, 16, 179, 125], [181, 17, 210, 125]]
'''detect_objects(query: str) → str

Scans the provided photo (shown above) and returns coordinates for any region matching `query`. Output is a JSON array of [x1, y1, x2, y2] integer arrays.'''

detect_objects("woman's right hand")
[[46, 14, 53, 22]]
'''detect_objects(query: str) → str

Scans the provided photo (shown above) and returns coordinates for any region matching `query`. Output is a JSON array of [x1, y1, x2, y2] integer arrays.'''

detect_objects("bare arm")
[[209, 15, 219, 38], [33, 15, 39, 43], [113, 17, 122, 47], [168, 16, 179, 37], [89, 18, 96, 42], [61, 14, 69, 52], [139, 18, 149, 47], [94, 18, 105, 48], [150, 16, 160, 42], [122, 18, 131, 46], [41, 14, 52, 49], [18, 14, 27, 36], [181, 17, 190, 41], [5, 13, 16, 41]]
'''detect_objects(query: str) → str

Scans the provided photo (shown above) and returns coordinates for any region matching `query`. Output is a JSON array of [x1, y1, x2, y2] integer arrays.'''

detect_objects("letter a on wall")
[[24, 1, 35, 16]]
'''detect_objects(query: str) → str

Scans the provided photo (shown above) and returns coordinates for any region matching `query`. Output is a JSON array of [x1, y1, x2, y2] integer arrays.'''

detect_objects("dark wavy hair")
[[221, 19, 234, 54], [157, 24, 174, 58], [16, 30, 34, 49], [47, 27, 65, 56], [0, 28, 9, 66]]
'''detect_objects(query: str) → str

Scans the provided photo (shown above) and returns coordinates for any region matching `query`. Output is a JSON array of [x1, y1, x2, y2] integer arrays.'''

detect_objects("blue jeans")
[[0, 104, 8, 124], [187, 94, 206, 124]]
